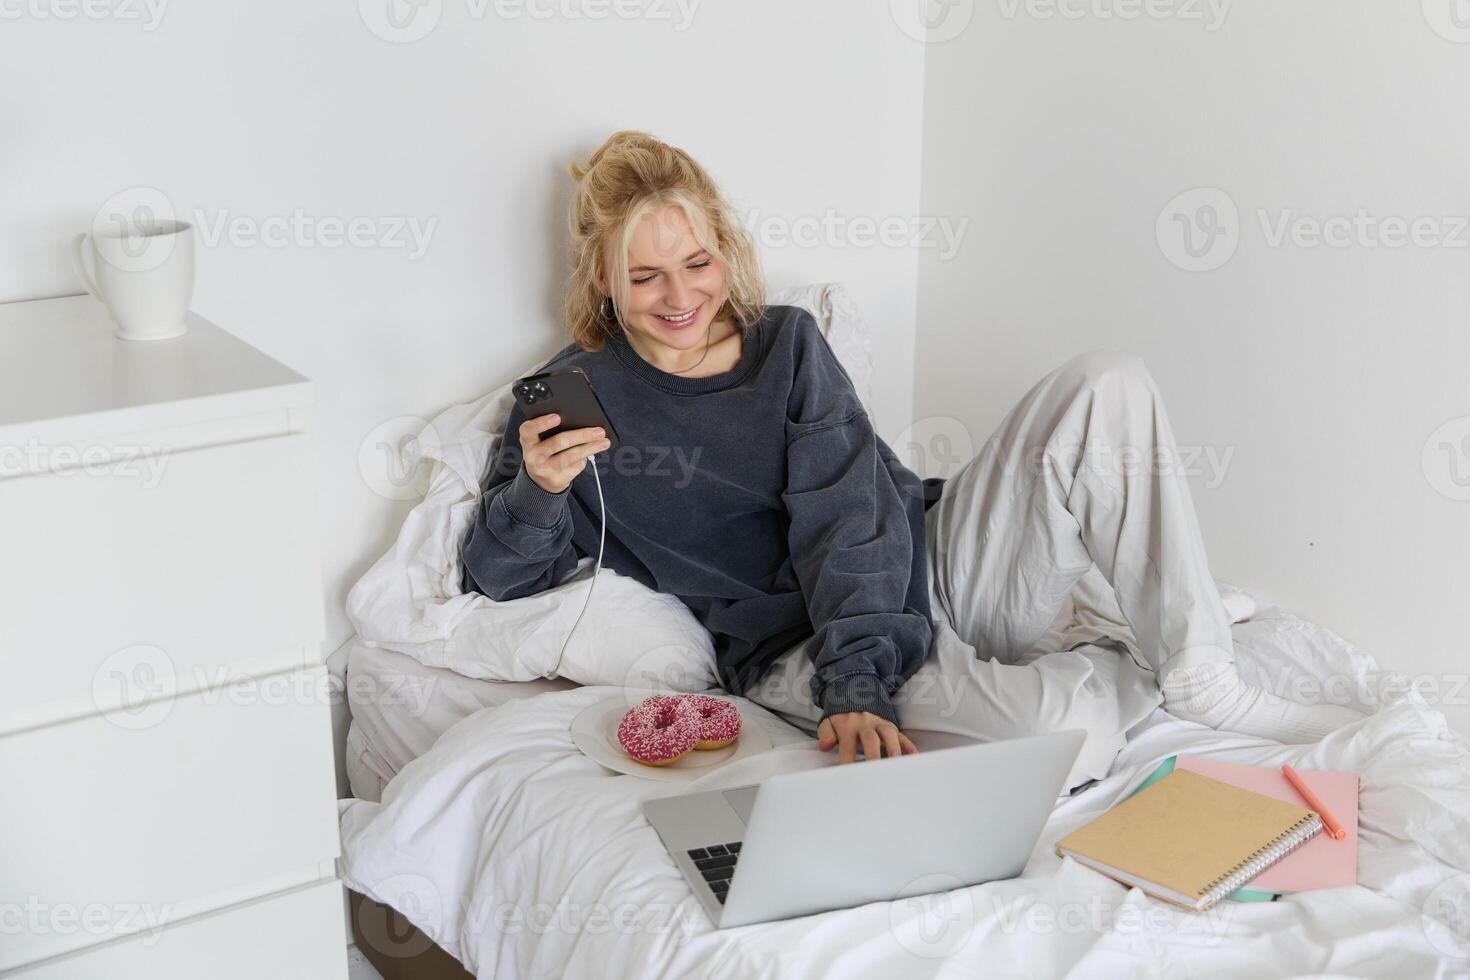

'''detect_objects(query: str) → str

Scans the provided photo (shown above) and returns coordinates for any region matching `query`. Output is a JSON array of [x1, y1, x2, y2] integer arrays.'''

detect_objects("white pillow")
[[767, 282, 876, 418], [440, 560, 720, 692], [347, 383, 719, 690]]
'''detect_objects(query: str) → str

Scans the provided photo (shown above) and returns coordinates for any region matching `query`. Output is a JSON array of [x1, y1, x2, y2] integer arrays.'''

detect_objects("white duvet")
[[339, 590, 1470, 979]]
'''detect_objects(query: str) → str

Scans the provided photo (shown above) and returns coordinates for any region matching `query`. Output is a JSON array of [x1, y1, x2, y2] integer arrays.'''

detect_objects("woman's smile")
[[655, 304, 703, 330]]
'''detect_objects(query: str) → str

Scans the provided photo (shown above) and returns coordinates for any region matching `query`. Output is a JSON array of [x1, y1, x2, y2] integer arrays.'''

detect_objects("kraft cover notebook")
[[1175, 756, 1359, 893], [1056, 769, 1324, 910]]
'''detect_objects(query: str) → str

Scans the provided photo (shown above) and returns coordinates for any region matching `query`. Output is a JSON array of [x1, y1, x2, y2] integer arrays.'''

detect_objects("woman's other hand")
[[520, 413, 610, 494], [817, 712, 919, 764]]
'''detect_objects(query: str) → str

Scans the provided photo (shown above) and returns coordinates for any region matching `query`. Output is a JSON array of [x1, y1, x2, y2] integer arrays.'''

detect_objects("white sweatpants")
[[746, 349, 1236, 791]]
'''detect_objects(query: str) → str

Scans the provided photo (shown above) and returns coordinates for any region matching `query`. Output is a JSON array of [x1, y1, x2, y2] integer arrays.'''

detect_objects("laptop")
[[640, 728, 1085, 928]]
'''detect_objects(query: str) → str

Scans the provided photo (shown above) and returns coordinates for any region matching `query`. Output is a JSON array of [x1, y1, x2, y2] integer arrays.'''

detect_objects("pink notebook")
[[1175, 756, 1359, 892]]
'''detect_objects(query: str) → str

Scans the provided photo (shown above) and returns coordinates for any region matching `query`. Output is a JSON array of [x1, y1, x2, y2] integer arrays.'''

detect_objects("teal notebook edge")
[[1124, 755, 1279, 904]]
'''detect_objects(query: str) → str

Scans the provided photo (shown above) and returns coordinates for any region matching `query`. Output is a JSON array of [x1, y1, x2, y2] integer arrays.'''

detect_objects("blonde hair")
[[564, 131, 764, 351]]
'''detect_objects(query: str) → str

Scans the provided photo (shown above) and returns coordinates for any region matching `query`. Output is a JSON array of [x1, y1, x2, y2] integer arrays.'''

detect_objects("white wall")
[[13, 0, 1460, 737], [913, 0, 1470, 733], [1, 1, 927, 655]]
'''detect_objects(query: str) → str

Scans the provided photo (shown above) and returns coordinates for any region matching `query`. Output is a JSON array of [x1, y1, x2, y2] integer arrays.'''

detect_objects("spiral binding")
[[1198, 812, 1324, 908]]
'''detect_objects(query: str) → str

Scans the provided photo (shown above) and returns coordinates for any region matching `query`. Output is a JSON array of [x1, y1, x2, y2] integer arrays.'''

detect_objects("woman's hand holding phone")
[[521, 413, 611, 494]]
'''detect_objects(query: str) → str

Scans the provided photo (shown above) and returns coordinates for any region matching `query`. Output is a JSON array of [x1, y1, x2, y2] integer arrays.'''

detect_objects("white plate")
[[570, 693, 774, 782]]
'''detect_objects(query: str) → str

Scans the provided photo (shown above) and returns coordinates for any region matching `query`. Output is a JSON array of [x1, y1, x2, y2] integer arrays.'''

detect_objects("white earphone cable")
[[549, 453, 605, 678]]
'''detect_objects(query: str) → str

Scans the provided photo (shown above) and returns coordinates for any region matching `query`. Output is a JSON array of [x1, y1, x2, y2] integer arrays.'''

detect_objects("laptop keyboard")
[[686, 841, 742, 904]]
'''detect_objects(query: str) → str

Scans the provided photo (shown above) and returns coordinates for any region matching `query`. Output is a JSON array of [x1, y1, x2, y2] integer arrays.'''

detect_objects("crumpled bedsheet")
[[339, 590, 1470, 979]]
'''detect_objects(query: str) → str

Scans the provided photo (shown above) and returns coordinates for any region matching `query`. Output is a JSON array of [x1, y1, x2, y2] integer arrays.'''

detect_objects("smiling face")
[[606, 203, 729, 370]]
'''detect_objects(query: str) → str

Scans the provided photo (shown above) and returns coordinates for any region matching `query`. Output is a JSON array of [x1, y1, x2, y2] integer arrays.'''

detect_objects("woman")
[[460, 131, 1358, 786]]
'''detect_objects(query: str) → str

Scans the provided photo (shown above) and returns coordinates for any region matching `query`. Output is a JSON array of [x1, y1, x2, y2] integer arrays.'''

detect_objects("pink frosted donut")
[[681, 694, 742, 750], [617, 695, 699, 767]]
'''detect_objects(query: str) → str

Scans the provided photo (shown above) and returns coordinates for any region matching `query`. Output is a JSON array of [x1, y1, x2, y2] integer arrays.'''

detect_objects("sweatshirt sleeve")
[[781, 314, 933, 728], [460, 398, 582, 602]]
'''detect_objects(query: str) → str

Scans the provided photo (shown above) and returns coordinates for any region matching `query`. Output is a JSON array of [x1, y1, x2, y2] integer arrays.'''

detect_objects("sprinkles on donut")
[[681, 693, 742, 750], [616, 694, 700, 766]]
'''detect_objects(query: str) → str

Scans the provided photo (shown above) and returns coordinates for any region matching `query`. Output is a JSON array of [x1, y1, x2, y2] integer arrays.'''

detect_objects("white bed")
[[339, 587, 1470, 979], [343, 639, 579, 802], [337, 286, 1470, 976]]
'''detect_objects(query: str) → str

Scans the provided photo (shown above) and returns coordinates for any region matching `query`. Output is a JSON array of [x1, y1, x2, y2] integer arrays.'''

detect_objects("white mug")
[[71, 218, 195, 341]]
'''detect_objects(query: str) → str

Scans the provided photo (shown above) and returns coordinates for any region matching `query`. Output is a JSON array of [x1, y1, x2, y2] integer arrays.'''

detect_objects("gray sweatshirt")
[[460, 305, 944, 726]]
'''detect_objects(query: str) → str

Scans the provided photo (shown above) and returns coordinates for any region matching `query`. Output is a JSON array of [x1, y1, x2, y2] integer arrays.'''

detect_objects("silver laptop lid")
[[718, 728, 1085, 928]]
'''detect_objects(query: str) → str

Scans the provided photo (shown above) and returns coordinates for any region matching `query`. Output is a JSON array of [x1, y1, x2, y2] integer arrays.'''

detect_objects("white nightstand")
[[0, 295, 346, 978]]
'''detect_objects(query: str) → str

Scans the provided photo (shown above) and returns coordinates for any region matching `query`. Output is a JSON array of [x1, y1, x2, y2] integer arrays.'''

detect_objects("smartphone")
[[512, 367, 620, 454]]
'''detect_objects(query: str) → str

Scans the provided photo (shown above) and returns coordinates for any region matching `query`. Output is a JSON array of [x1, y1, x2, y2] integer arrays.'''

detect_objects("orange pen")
[[1282, 764, 1347, 840]]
